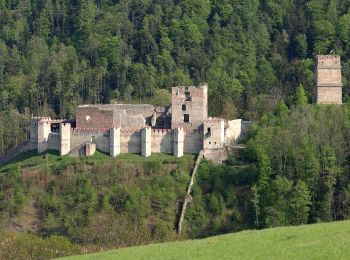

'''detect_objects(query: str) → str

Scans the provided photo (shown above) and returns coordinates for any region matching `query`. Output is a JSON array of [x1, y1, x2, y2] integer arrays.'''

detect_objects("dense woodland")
[[1, 0, 350, 153], [188, 96, 350, 237], [2, 0, 350, 258]]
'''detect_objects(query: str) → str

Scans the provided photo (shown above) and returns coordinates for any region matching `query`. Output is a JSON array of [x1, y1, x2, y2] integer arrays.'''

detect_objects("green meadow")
[[64, 220, 350, 260]]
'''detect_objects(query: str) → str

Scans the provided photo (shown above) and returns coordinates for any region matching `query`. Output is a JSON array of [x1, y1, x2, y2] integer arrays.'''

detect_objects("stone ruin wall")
[[76, 104, 169, 130], [171, 85, 208, 130], [120, 130, 142, 154], [48, 133, 60, 151], [76, 107, 115, 129], [316, 55, 343, 105], [225, 119, 252, 145], [316, 87, 342, 105], [70, 129, 109, 155], [184, 131, 203, 154], [151, 129, 173, 154], [68, 128, 203, 156]]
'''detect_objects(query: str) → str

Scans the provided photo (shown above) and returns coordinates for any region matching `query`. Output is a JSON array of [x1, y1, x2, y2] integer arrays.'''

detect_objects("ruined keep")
[[315, 55, 343, 104], [25, 85, 250, 163]]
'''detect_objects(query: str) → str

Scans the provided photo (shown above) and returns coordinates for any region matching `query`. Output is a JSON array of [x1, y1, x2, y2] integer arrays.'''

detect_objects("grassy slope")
[[0, 150, 195, 173], [64, 220, 350, 260]]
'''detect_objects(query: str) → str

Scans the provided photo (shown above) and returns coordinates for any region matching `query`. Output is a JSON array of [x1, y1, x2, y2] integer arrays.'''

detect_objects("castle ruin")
[[315, 55, 343, 104], [28, 85, 251, 163], [1, 55, 346, 165]]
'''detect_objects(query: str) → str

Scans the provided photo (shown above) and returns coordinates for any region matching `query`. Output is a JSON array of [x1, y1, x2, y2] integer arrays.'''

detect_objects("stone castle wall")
[[316, 87, 342, 105], [48, 133, 60, 151], [76, 107, 115, 129], [70, 129, 109, 155], [151, 129, 173, 154], [225, 119, 252, 145], [0, 141, 35, 165], [316, 55, 343, 104], [120, 130, 142, 154], [68, 128, 203, 156], [184, 131, 203, 154], [76, 104, 168, 129], [171, 85, 208, 130]]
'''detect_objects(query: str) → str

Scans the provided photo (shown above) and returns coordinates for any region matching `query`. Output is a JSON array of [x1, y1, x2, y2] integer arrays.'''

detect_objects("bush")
[[0, 233, 81, 259], [144, 161, 162, 175]]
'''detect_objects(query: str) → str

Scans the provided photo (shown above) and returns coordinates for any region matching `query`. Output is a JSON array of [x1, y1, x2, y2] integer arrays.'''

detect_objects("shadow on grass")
[[0, 150, 60, 172]]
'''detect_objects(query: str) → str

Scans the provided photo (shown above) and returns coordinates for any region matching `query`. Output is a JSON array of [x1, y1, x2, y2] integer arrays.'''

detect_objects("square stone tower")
[[171, 85, 208, 130], [315, 55, 342, 104], [203, 118, 225, 150]]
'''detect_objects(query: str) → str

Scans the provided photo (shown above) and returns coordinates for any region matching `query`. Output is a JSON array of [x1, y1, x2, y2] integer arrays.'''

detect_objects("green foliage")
[[1, 0, 350, 154], [0, 153, 193, 248], [187, 103, 350, 236], [294, 84, 308, 106], [247, 104, 350, 227], [0, 233, 80, 259]]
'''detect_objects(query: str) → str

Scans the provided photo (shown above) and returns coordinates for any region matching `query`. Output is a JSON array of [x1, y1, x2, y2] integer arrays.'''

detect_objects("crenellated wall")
[[70, 129, 109, 155], [120, 130, 142, 154], [22, 84, 252, 163], [151, 129, 173, 154], [48, 133, 60, 151]]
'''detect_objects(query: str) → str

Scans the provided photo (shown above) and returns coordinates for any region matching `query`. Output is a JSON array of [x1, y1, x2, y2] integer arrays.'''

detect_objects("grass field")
[[0, 150, 195, 173], [63, 220, 350, 260]]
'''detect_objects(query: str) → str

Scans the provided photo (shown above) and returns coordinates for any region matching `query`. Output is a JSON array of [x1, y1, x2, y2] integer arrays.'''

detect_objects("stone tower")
[[315, 55, 342, 104], [171, 85, 208, 130]]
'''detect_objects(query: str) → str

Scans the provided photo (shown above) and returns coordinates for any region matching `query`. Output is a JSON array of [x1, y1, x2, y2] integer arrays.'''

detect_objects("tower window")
[[182, 104, 186, 111], [185, 92, 191, 101], [207, 127, 211, 133], [184, 114, 190, 123]]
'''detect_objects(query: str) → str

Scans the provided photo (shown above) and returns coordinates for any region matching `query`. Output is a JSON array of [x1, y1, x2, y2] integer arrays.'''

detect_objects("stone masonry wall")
[[76, 104, 169, 129], [184, 131, 203, 154], [70, 130, 109, 155], [316, 55, 342, 104], [48, 133, 60, 151], [120, 130, 142, 154], [70, 128, 203, 156], [151, 129, 173, 154], [171, 85, 208, 130], [316, 87, 342, 105], [225, 119, 251, 145], [76, 107, 115, 129]]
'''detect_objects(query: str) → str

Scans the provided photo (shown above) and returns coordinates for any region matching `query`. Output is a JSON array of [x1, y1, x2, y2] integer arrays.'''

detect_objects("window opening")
[[184, 114, 190, 123], [185, 92, 191, 101], [182, 104, 186, 111]]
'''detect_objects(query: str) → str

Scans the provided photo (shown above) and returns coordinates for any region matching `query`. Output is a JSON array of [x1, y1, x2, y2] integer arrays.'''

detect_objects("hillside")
[[1, 0, 350, 155], [64, 220, 350, 259], [0, 151, 197, 258]]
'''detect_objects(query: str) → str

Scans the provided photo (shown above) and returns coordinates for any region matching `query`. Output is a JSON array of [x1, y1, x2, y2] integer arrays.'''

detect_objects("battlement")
[[23, 84, 249, 163], [204, 117, 224, 123], [72, 128, 110, 133], [151, 129, 172, 135], [31, 117, 66, 124], [317, 55, 341, 68]]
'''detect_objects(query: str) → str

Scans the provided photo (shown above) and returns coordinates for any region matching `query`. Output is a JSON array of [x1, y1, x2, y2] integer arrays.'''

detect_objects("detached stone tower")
[[315, 55, 342, 104]]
